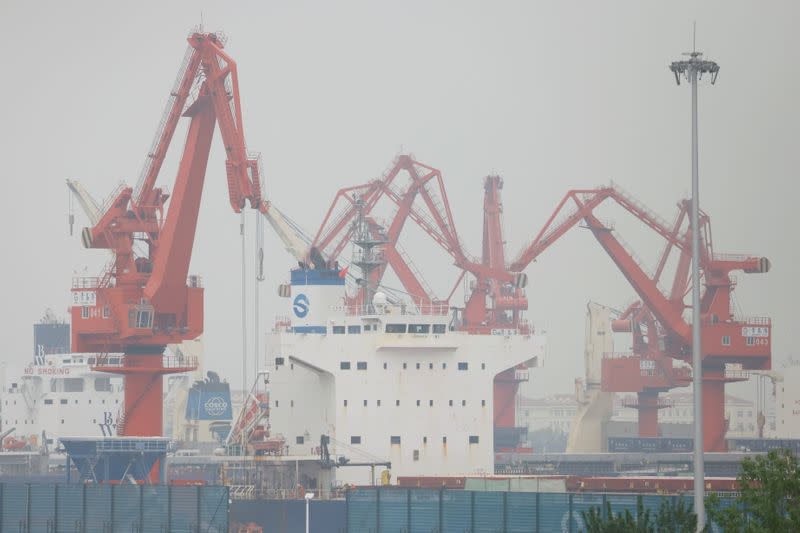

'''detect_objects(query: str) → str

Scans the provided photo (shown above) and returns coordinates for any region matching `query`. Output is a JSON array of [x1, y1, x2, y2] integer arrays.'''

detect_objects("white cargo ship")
[[266, 266, 545, 485]]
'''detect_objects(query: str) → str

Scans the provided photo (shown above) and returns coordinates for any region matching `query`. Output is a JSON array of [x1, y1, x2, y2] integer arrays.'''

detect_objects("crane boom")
[[66, 179, 102, 226], [262, 202, 309, 261]]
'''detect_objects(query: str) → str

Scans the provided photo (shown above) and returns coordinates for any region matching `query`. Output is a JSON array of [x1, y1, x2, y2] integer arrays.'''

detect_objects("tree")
[[582, 497, 652, 533], [707, 449, 800, 532], [581, 496, 699, 533], [654, 498, 698, 533]]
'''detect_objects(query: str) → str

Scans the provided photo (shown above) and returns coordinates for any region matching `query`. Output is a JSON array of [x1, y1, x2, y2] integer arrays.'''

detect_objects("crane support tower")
[[70, 32, 268, 444]]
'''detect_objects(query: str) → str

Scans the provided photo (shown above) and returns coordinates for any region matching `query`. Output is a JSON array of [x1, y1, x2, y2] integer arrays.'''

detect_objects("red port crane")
[[70, 32, 268, 441], [510, 186, 770, 451], [309, 159, 770, 451]]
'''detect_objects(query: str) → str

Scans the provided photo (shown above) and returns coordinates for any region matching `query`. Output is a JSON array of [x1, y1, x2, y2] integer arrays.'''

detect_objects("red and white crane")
[[70, 32, 268, 444]]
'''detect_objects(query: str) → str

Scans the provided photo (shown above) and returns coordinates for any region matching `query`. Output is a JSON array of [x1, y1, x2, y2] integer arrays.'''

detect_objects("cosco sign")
[[204, 396, 228, 417]]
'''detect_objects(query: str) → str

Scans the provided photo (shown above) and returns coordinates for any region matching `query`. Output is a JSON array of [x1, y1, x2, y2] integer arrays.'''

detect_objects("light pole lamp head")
[[304, 492, 315, 500], [669, 52, 720, 85]]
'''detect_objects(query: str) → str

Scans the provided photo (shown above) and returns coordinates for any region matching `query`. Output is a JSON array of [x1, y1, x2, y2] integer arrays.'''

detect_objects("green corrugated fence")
[[346, 487, 735, 533], [0, 483, 228, 533]]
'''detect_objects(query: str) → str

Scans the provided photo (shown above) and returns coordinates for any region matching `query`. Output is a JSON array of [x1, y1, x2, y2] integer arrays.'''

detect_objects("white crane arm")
[[262, 201, 309, 261], [66, 178, 102, 226]]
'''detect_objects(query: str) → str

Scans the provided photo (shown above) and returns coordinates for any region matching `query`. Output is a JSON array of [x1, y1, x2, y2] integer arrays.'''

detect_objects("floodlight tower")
[[669, 47, 719, 532]]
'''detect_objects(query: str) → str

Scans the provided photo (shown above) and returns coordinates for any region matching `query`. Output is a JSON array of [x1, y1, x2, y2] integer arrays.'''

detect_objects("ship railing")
[[701, 315, 771, 327], [72, 277, 101, 289], [737, 316, 771, 326], [336, 302, 450, 316], [621, 396, 675, 409], [603, 351, 639, 359], [724, 369, 751, 381], [712, 253, 754, 263], [93, 355, 199, 369], [97, 438, 168, 452]]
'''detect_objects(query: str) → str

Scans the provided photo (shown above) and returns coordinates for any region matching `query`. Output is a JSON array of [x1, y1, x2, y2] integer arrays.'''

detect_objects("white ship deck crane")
[[66, 178, 102, 229], [262, 201, 311, 262]]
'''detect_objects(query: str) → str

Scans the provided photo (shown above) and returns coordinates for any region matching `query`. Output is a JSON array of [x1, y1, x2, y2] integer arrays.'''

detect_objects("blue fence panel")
[[537, 492, 571, 532], [442, 490, 471, 533], [348, 488, 377, 533], [142, 485, 170, 531], [345, 487, 741, 533], [84, 484, 112, 532], [29, 484, 56, 533], [603, 493, 639, 520], [409, 489, 439, 533], [199, 485, 229, 533], [506, 491, 536, 533], [639, 493, 669, 520], [571, 493, 605, 533], [56, 484, 84, 533], [113, 484, 141, 532], [0, 482, 229, 532], [1, 483, 28, 532], [379, 489, 408, 532], [474, 491, 504, 533], [170, 485, 200, 533]]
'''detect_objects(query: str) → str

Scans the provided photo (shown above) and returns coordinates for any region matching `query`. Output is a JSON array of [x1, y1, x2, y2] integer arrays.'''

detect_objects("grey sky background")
[[1, 1, 797, 397]]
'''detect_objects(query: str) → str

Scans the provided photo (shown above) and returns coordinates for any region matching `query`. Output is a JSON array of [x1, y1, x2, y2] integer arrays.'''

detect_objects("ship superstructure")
[[2, 353, 123, 449], [266, 265, 545, 485]]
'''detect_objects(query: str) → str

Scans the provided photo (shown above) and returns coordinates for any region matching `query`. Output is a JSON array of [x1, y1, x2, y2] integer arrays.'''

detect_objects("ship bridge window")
[[469, 435, 479, 444], [390, 435, 401, 444], [432, 324, 447, 335], [332, 326, 345, 335], [50, 378, 84, 393], [386, 324, 407, 333], [275, 357, 285, 366], [44, 399, 53, 405], [340, 362, 351, 370], [348, 325, 361, 334], [458, 362, 468, 370], [357, 362, 367, 370], [94, 378, 111, 392], [409, 324, 430, 334]]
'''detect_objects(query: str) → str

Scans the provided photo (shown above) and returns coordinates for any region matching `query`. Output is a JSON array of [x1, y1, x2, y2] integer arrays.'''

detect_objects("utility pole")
[[241, 211, 248, 456], [669, 35, 720, 531]]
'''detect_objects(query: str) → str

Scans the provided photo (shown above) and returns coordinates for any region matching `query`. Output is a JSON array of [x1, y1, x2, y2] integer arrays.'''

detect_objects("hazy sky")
[[1, 1, 797, 396]]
